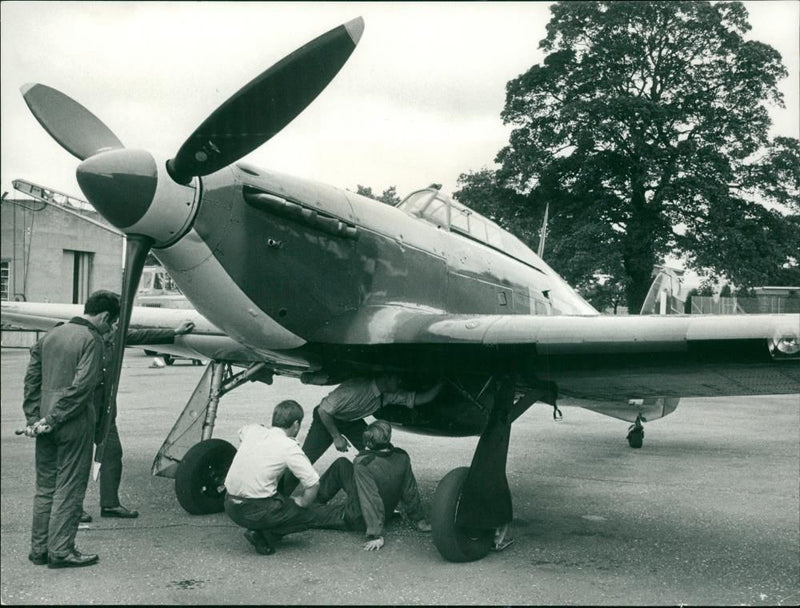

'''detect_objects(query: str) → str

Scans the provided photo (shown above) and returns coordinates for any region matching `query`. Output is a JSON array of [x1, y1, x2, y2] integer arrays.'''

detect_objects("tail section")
[[640, 266, 685, 315]]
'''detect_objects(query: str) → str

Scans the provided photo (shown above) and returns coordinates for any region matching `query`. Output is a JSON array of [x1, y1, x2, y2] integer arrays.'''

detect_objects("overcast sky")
[[1, 1, 798, 202]]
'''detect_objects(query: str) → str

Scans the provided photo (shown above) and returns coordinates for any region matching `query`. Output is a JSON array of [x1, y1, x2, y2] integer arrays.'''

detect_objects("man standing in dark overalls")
[[81, 319, 195, 521], [22, 290, 120, 568]]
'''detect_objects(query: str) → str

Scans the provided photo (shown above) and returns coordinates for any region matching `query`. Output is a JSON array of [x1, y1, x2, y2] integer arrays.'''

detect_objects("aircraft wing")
[[401, 311, 798, 351], [6, 301, 798, 399], [2, 301, 215, 333], [0, 301, 306, 370], [312, 306, 800, 401], [311, 305, 798, 348]]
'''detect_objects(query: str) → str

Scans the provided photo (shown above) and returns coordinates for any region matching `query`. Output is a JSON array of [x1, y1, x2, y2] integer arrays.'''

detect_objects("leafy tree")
[[490, 1, 799, 312], [355, 185, 401, 206], [697, 283, 715, 297], [581, 275, 628, 313]]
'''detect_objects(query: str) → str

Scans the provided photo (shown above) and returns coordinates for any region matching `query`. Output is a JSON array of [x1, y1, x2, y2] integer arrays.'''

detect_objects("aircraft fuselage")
[[154, 162, 595, 356]]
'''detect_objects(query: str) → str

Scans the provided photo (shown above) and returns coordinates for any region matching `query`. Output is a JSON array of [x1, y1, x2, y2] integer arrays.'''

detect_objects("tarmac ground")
[[1, 347, 798, 605]]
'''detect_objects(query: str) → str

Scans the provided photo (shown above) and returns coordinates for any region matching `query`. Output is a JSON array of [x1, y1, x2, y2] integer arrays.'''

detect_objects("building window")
[[63, 250, 94, 304], [0, 261, 9, 301]]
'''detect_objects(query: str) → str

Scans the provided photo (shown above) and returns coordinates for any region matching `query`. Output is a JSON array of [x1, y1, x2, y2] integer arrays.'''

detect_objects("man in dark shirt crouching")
[[310, 419, 431, 551]]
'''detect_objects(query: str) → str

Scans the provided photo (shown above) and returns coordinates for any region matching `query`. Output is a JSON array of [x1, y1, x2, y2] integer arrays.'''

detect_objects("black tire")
[[163, 354, 175, 366], [144, 350, 157, 356], [175, 439, 236, 514], [627, 427, 644, 448], [431, 467, 494, 562]]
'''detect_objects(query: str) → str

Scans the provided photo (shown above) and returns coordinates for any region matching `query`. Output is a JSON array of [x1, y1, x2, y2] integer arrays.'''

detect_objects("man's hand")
[[363, 536, 384, 551], [25, 418, 52, 437], [293, 482, 319, 508], [34, 419, 52, 435], [175, 320, 195, 335], [333, 435, 350, 452]]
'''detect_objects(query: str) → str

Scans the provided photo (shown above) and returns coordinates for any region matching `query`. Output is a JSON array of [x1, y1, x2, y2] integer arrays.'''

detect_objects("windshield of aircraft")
[[398, 189, 449, 228], [399, 189, 537, 260]]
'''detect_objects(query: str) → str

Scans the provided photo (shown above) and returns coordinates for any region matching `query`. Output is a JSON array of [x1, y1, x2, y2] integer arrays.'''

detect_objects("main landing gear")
[[175, 438, 236, 514], [429, 376, 555, 562], [154, 363, 556, 565], [152, 361, 273, 514]]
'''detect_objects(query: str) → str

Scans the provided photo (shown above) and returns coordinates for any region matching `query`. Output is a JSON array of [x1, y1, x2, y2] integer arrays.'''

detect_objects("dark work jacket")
[[353, 445, 425, 537], [22, 317, 104, 430]]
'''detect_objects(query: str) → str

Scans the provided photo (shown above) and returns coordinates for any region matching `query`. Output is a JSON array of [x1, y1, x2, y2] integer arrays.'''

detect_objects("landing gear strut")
[[430, 376, 548, 562], [153, 361, 272, 514]]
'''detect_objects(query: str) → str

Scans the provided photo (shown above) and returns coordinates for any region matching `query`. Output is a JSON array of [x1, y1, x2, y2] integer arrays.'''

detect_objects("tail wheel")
[[430, 467, 493, 562], [175, 439, 235, 514], [627, 425, 644, 448], [163, 354, 175, 366]]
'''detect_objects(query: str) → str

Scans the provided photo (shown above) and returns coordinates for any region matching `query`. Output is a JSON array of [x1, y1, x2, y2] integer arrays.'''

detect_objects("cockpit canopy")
[[397, 188, 535, 266], [397, 187, 598, 315]]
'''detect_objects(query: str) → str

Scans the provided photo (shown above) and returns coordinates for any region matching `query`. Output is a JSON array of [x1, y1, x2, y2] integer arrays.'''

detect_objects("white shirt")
[[224, 424, 319, 499]]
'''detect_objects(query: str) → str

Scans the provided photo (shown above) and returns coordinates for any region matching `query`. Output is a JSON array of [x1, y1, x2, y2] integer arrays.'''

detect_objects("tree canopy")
[[354, 184, 401, 206], [458, 1, 799, 312]]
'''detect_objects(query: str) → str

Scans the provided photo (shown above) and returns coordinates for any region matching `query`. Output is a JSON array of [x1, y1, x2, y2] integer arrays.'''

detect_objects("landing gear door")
[[151, 364, 215, 478]]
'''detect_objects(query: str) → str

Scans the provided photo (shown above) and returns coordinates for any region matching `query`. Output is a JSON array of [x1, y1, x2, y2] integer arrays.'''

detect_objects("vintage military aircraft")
[[4, 17, 799, 563]]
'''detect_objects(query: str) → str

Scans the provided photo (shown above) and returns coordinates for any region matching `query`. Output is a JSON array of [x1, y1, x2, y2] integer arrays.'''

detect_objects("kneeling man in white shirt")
[[224, 400, 320, 555]]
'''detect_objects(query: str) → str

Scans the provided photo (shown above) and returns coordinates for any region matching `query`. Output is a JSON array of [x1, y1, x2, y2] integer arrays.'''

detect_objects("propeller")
[[21, 83, 124, 160], [19, 17, 365, 475], [92, 236, 153, 477], [168, 17, 364, 183]]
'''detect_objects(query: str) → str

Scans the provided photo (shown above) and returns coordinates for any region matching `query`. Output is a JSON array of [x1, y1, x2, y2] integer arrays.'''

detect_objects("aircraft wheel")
[[175, 439, 235, 514], [430, 467, 493, 562], [627, 426, 644, 448], [144, 350, 157, 356], [163, 354, 175, 366]]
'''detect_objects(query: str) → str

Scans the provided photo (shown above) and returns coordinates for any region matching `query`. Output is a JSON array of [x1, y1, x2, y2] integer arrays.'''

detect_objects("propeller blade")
[[167, 17, 364, 183], [21, 83, 124, 161], [93, 235, 153, 476]]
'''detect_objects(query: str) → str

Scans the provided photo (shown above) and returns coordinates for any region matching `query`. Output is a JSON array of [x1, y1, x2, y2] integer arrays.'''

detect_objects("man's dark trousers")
[[310, 457, 364, 531], [99, 422, 123, 508], [280, 406, 367, 496], [31, 411, 94, 559], [224, 493, 316, 537], [93, 327, 175, 510]]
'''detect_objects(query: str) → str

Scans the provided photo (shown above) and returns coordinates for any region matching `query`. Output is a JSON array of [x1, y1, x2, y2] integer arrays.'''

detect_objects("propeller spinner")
[[19, 17, 365, 472]]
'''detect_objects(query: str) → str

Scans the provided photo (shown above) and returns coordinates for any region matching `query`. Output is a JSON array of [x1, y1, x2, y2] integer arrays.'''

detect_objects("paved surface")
[[1, 347, 798, 605]]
